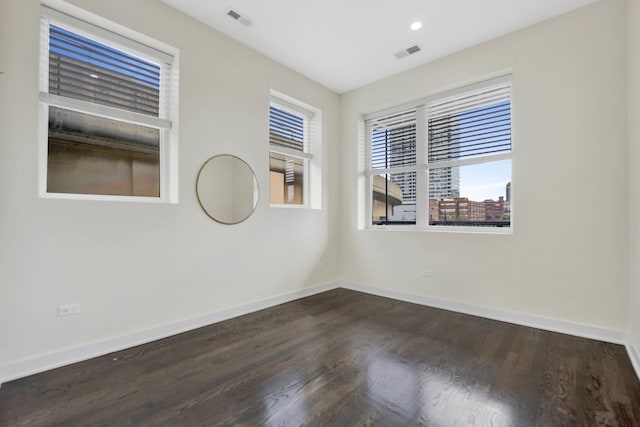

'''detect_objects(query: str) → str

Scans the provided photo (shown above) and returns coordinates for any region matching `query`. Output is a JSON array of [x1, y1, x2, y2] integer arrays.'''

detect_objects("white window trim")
[[38, 4, 179, 203], [364, 74, 513, 234], [269, 92, 321, 209]]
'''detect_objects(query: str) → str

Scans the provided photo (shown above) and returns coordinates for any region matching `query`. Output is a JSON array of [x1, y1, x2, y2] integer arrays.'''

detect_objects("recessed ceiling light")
[[411, 22, 422, 31]]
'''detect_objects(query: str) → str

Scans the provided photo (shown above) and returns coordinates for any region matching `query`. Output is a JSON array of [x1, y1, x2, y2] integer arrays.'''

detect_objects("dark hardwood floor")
[[1, 289, 639, 426]]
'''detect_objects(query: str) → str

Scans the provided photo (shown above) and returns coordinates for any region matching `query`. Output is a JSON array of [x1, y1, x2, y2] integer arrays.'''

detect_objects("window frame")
[[38, 5, 179, 203], [364, 75, 513, 234], [268, 94, 315, 209]]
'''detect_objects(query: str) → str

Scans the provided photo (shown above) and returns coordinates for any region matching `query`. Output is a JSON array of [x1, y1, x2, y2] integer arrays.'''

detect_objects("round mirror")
[[196, 155, 259, 224]]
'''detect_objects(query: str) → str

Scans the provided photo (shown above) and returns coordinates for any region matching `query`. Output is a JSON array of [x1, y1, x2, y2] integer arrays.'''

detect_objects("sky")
[[458, 159, 511, 201]]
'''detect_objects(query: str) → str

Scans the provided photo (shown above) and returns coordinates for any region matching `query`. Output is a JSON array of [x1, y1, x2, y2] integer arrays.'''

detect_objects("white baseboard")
[[339, 280, 628, 345], [3, 279, 638, 386], [627, 343, 640, 381], [0, 281, 340, 385]]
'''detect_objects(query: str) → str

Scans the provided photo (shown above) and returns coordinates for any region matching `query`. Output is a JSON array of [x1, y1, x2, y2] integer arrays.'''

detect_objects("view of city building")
[[374, 177, 511, 227], [429, 167, 460, 199], [428, 114, 460, 199], [428, 193, 510, 226]]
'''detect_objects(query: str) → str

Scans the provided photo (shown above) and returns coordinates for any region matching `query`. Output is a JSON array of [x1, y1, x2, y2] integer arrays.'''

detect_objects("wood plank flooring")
[[1, 289, 639, 426]]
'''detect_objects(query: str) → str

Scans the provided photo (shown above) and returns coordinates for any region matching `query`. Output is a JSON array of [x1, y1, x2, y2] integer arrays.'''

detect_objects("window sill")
[[269, 203, 310, 209], [366, 225, 513, 235], [40, 192, 175, 204]]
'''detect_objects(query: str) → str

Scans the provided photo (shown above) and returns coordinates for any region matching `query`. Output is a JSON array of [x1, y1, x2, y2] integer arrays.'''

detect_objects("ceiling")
[[160, 0, 599, 94]]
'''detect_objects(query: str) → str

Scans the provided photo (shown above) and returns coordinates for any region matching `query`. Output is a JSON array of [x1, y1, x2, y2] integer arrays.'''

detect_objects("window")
[[369, 109, 418, 225], [269, 93, 321, 207], [39, 6, 178, 202], [365, 76, 512, 231]]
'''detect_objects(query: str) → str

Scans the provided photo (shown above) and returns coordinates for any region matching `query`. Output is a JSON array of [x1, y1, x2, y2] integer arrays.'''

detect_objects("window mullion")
[[158, 127, 168, 202], [415, 106, 427, 228], [303, 118, 310, 207], [365, 120, 373, 226]]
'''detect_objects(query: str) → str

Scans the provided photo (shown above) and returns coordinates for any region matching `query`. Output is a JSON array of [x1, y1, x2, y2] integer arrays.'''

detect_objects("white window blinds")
[[269, 106, 305, 153], [369, 109, 417, 170], [428, 81, 511, 163], [48, 25, 162, 117]]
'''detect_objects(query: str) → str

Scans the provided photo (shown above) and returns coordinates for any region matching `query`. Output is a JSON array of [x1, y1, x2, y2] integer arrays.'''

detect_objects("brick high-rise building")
[[429, 198, 486, 222], [484, 196, 506, 221], [429, 197, 509, 224]]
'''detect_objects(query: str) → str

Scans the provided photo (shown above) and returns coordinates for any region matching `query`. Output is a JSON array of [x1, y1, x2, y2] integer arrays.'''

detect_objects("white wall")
[[0, 0, 340, 369], [339, 0, 628, 331], [629, 0, 640, 356]]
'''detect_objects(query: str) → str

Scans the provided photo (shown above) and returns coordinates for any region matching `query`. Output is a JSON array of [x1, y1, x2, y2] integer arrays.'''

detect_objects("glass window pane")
[[372, 172, 416, 225], [269, 152, 304, 205], [428, 159, 511, 228], [47, 106, 160, 197]]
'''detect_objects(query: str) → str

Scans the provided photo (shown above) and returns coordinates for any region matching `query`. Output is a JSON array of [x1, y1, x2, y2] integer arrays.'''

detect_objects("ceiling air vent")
[[226, 9, 252, 26], [394, 44, 421, 59]]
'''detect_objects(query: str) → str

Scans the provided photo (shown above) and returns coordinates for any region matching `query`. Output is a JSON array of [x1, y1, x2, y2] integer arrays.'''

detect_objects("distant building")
[[389, 171, 416, 206], [429, 199, 440, 221], [430, 198, 486, 222], [371, 175, 403, 223], [429, 196, 508, 224], [379, 122, 416, 222], [504, 182, 511, 219], [429, 167, 460, 199], [389, 204, 416, 222], [484, 196, 506, 221], [428, 113, 460, 199]]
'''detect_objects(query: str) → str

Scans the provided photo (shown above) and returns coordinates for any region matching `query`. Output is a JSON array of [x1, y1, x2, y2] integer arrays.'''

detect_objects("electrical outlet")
[[421, 270, 432, 277], [58, 303, 80, 316]]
